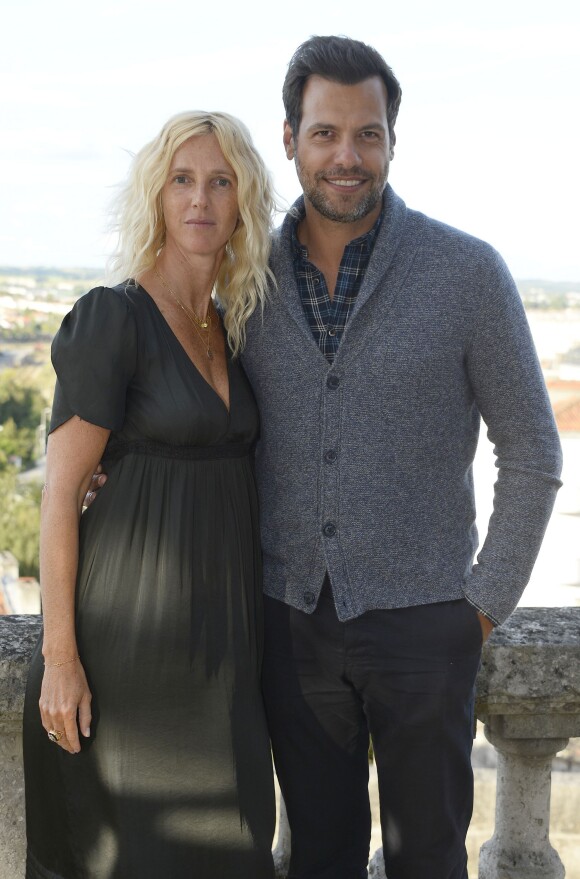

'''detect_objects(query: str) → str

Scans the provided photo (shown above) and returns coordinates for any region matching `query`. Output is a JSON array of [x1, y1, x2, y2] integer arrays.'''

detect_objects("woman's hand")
[[39, 658, 92, 754]]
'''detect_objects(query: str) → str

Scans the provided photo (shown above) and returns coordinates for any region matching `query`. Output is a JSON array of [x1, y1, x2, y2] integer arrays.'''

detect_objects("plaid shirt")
[[291, 203, 383, 362]]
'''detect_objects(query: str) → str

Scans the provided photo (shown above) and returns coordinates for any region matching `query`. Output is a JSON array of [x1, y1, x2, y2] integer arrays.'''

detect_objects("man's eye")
[[361, 131, 379, 139]]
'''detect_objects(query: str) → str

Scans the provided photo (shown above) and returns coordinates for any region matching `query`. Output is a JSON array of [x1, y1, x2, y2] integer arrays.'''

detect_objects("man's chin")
[[308, 194, 382, 224]]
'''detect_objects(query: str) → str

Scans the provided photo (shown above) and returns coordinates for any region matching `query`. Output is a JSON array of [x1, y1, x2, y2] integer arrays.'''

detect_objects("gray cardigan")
[[241, 186, 563, 625]]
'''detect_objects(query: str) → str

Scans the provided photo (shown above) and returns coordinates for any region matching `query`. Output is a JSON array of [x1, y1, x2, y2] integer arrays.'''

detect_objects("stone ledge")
[[3, 609, 580, 724], [476, 607, 580, 721], [0, 616, 41, 720]]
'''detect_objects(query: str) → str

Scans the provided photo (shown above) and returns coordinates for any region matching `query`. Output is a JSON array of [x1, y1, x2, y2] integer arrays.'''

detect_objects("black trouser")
[[262, 578, 482, 879]]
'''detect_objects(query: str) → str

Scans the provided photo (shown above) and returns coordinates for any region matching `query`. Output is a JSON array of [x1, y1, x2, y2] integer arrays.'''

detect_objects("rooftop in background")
[[548, 380, 580, 435]]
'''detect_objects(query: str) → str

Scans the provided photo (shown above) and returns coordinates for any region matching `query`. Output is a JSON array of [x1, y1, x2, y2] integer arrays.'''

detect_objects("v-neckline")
[[137, 283, 231, 415]]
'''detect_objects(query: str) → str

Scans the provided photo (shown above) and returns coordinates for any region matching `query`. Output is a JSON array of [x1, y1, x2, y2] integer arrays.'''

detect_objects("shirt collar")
[[290, 197, 384, 260]]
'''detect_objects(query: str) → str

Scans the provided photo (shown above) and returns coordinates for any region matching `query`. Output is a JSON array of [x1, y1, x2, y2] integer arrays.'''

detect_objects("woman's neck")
[[154, 242, 223, 314]]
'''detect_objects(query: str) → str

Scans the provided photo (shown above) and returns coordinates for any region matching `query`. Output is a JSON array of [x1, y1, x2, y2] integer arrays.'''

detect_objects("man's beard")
[[296, 160, 388, 224]]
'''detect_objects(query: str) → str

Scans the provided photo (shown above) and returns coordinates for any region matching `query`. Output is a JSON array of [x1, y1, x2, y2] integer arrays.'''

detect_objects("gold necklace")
[[154, 267, 214, 360], [154, 267, 212, 328]]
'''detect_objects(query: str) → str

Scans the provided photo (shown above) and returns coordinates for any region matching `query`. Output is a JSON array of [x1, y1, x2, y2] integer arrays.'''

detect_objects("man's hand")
[[477, 612, 495, 643], [83, 465, 107, 509]]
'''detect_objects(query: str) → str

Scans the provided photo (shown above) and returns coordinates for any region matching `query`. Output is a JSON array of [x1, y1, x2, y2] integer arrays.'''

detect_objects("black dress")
[[23, 283, 275, 878]]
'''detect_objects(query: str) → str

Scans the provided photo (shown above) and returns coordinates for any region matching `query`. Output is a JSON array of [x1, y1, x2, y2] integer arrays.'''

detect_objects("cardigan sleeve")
[[462, 251, 563, 624]]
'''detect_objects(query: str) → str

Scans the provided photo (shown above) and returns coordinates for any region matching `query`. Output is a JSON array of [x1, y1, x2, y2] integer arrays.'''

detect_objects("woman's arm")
[[39, 416, 110, 754]]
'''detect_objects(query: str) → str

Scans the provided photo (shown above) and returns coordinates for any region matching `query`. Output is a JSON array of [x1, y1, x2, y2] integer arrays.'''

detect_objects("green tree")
[[0, 418, 37, 468], [0, 368, 52, 471], [0, 471, 41, 579], [0, 371, 45, 428]]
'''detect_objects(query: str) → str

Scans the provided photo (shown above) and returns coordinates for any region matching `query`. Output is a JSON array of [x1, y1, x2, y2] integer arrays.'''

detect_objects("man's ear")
[[283, 120, 295, 160]]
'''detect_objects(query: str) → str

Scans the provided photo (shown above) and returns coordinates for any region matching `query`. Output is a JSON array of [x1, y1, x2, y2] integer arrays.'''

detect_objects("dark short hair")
[[283, 35, 402, 146]]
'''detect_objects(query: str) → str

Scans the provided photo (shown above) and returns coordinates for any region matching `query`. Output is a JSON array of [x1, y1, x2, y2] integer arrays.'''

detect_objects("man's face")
[[284, 75, 391, 225]]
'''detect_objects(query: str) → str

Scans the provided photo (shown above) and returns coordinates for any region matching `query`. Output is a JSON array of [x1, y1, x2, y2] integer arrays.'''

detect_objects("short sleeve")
[[49, 286, 137, 434]]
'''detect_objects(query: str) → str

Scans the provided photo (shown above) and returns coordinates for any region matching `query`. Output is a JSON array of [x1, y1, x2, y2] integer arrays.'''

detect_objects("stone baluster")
[[476, 607, 580, 879], [479, 718, 568, 878]]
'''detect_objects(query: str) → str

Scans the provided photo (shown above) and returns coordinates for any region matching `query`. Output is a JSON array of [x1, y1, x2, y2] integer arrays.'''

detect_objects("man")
[[87, 34, 561, 879], [239, 35, 563, 879]]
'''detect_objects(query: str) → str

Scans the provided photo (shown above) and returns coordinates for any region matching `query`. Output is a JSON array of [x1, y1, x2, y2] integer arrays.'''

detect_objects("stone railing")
[[474, 608, 580, 879], [2, 609, 579, 879], [0, 615, 40, 879]]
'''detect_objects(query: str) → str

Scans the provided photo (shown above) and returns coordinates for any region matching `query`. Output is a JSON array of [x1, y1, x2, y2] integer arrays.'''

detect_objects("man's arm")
[[463, 252, 563, 625]]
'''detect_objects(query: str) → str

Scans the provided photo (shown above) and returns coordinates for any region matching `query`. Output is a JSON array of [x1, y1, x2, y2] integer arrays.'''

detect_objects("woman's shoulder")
[[64, 281, 153, 331], [52, 282, 142, 363], [76, 280, 140, 309], [50, 283, 141, 433]]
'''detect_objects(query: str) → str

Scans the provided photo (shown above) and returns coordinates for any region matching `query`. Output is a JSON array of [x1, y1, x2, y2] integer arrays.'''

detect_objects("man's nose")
[[333, 137, 362, 168]]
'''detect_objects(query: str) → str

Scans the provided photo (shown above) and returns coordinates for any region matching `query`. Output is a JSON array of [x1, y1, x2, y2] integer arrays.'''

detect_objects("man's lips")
[[326, 177, 366, 189], [323, 177, 371, 190]]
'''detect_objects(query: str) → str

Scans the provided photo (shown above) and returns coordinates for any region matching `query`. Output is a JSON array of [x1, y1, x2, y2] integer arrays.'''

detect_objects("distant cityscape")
[[1, 269, 580, 615]]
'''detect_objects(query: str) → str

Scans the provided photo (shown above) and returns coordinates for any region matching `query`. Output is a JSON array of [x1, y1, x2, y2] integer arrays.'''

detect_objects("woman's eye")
[[174, 175, 189, 184], [215, 178, 231, 188]]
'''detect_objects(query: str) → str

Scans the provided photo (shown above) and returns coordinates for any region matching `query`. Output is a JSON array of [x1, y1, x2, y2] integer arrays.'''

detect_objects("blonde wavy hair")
[[107, 111, 276, 355]]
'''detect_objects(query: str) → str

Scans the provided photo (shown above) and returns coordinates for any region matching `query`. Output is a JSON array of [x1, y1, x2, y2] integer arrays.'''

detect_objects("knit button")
[[324, 449, 338, 463], [303, 590, 316, 606], [328, 328, 336, 337], [326, 375, 340, 389], [314, 277, 320, 284], [322, 521, 337, 537]]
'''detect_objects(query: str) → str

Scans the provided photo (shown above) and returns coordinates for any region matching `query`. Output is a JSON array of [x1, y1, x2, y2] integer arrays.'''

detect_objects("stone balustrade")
[[1, 609, 579, 879], [475, 608, 580, 879]]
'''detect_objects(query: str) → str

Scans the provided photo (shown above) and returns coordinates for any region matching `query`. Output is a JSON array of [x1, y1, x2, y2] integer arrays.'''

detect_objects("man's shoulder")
[[270, 199, 300, 246], [405, 205, 494, 254], [400, 205, 512, 284], [268, 212, 296, 277], [270, 222, 285, 248]]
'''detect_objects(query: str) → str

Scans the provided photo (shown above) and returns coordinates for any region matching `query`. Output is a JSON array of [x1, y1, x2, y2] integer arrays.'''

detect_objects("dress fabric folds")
[[22, 283, 275, 879]]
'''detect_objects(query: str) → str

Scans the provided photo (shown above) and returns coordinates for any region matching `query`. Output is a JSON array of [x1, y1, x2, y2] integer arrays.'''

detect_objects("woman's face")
[[161, 133, 239, 260]]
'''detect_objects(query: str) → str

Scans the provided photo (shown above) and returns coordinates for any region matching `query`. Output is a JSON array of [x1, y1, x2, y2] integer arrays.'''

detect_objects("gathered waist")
[[103, 439, 252, 463]]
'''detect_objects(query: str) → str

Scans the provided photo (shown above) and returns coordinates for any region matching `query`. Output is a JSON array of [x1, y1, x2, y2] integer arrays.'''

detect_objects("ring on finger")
[[48, 729, 64, 743]]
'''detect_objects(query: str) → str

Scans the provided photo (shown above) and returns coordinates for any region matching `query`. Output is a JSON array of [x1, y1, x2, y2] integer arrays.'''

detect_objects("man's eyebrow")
[[302, 122, 337, 133], [304, 122, 387, 133]]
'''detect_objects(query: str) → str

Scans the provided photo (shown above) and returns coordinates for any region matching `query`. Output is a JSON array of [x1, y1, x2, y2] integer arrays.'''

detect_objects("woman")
[[23, 111, 276, 878]]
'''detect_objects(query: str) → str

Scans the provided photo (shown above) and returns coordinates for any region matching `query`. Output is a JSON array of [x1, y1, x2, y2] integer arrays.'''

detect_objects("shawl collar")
[[268, 185, 409, 368]]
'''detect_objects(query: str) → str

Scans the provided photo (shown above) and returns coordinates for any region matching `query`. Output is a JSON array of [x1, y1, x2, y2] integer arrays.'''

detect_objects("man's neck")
[[296, 200, 381, 301], [297, 199, 381, 267]]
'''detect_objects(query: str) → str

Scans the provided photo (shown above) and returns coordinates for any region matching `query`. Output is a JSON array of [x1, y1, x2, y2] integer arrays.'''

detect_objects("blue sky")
[[2, 0, 579, 279]]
